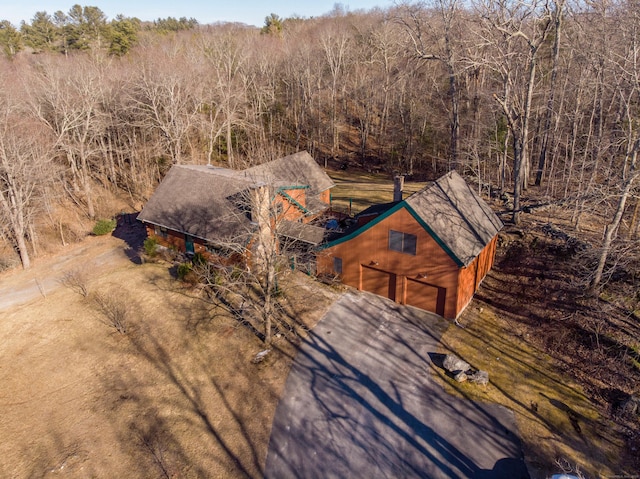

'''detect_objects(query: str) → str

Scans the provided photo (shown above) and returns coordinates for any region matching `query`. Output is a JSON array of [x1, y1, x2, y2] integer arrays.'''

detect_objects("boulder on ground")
[[620, 395, 640, 417], [443, 354, 470, 373], [454, 371, 468, 383], [252, 349, 271, 364], [468, 370, 489, 386]]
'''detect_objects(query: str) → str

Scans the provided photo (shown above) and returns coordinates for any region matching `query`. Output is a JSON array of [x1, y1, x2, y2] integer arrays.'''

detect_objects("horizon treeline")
[[0, 4, 198, 56], [0, 0, 639, 279]]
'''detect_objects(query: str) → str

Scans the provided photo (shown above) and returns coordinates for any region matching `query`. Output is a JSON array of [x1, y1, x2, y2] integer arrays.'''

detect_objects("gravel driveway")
[[265, 292, 529, 479], [0, 216, 143, 312]]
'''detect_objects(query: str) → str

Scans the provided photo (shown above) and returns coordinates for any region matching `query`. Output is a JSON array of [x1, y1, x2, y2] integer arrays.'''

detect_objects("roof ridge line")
[[434, 174, 490, 249]]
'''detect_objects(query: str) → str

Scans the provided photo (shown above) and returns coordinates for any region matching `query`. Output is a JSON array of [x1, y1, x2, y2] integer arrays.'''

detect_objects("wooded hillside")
[[0, 1, 638, 286]]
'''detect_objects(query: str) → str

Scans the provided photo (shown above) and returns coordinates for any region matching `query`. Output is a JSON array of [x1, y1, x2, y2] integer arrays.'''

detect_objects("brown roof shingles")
[[244, 151, 334, 196], [137, 166, 257, 242], [405, 171, 503, 266], [137, 151, 333, 244]]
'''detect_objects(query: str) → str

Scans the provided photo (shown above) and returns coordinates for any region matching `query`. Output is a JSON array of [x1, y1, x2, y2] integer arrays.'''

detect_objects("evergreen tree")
[[106, 15, 140, 56], [63, 4, 107, 51], [0, 21, 22, 58], [21, 12, 58, 53], [261, 13, 283, 36]]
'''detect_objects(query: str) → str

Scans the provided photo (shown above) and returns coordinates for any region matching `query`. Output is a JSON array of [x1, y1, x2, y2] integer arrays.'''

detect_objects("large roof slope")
[[405, 170, 503, 266], [137, 151, 333, 243], [245, 151, 334, 195], [137, 165, 256, 242]]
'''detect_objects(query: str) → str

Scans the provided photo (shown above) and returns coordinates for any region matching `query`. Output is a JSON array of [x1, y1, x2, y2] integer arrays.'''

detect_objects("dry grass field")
[[327, 170, 428, 214], [0, 233, 338, 478], [434, 305, 627, 478]]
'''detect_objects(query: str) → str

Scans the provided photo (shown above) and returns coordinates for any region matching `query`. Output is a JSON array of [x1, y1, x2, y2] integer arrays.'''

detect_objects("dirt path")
[[0, 218, 143, 312]]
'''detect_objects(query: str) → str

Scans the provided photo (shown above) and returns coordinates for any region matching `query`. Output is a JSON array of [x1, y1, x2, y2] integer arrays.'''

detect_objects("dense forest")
[[0, 0, 638, 288]]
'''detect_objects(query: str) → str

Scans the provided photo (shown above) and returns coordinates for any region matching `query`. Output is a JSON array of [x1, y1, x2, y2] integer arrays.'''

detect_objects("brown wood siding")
[[318, 207, 461, 318], [277, 188, 307, 222], [455, 235, 498, 316], [145, 225, 208, 255], [319, 189, 331, 205], [404, 277, 446, 316], [147, 226, 184, 251], [361, 265, 396, 301]]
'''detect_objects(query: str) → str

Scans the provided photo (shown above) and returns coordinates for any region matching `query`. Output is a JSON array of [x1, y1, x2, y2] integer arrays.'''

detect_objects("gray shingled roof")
[[278, 220, 327, 245], [137, 165, 257, 243], [405, 171, 503, 266], [244, 151, 334, 196], [137, 152, 333, 244]]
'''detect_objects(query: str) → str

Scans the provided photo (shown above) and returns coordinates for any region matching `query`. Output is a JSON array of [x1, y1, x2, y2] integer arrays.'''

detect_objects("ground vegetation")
[[0, 1, 638, 473]]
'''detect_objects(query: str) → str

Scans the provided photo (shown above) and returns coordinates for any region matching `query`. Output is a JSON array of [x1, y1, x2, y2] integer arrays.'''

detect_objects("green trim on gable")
[[318, 201, 406, 250], [319, 201, 465, 267], [277, 189, 310, 214]]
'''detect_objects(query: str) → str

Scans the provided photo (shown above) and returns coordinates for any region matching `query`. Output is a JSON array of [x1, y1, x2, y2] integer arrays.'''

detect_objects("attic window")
[[389, 230, 417, 255]]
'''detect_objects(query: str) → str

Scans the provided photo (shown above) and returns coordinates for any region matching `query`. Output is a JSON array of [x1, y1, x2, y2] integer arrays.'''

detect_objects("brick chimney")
[[393, 175, 405, 202]]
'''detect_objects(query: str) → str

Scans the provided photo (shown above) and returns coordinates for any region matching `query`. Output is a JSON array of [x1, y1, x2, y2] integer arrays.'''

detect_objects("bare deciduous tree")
[[199, 28, 253, 168], [92, 288, 132, 334], [191, 177, 320, 346], [30, 55, 111, 219], [321, 23, 351, 161], [129, 44, 200, 165], [59, 268, 90, 297], [0, 90, 53, 269], [397, 0, 464, 170], [586, 0, 640, 291], [473, 0, 554, 223]]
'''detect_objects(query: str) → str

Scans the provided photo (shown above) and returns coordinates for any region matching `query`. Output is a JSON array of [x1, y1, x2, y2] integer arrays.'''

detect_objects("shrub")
[[177, 262, 192, 280], [59, 269, 90, 297], [143, 237, 158, 257], [92, 218, 117, 236], [192, 252, 207, 266], [92, 290, 129, 334]]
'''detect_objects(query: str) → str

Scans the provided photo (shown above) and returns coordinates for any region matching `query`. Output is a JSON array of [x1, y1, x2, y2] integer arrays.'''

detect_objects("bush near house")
[[92, 218, 117, 236], [143, 237, 158, 257]]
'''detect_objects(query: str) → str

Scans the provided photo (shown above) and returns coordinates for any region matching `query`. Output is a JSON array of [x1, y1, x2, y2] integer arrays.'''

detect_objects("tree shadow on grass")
[[102, 319, 273, 478], [112, 212, 146, 264]]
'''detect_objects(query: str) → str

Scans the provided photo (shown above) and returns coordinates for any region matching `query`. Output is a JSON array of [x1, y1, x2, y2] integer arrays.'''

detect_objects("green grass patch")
[[327, 170, 428, 215], [433, 306, 625, 478]]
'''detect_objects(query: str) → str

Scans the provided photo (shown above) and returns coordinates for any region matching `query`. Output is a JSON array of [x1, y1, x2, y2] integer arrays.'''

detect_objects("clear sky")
[[2, 1, 394, 27]]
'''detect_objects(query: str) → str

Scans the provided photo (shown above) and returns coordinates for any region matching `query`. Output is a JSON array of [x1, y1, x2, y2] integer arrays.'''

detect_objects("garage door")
[[405, 277, 446, 316], [361, 265, 396, 301]]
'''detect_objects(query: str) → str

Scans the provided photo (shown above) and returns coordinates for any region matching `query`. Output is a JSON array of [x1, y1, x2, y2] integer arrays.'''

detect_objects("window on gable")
[[389, 230, 417, 255]]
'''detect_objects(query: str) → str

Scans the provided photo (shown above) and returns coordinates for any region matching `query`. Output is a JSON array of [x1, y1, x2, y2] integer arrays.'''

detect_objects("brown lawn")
[[0, 234, 338, 478]]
